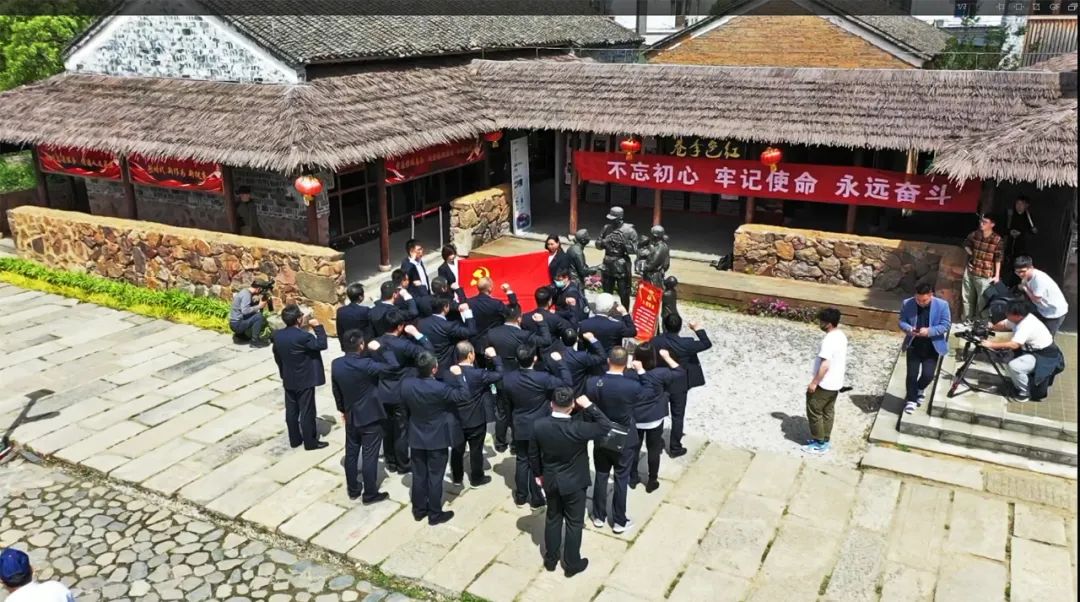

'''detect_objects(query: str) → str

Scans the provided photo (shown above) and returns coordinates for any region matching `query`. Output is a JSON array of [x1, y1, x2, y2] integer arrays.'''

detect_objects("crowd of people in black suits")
[[272, 237, 712, 578]]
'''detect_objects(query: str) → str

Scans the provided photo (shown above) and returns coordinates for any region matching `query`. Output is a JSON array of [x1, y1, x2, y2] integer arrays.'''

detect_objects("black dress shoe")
[[628, 479, 640, 489], [669, 447, 688, 458], [645, 481, 660, 493], [529, 500, 547, 510], [543, 559, 557, 572], [563, 558, 589, 578], [362, 492, 390, 505], [348, 491, 362, 500], [290, 442, 303, 449], [494, 444, 508, 453], [249, 338, 270, 349], [428, 511, 455, 526], [232, 334, 249, 345], [412, 511, 428, 522], [305, 441, 330, 450], [396, 465, 412, 475], [470, 475, 492, 487]]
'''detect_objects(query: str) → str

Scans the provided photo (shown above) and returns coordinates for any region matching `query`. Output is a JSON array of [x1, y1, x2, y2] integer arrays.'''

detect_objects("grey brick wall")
[[66, 15, 299, 84]]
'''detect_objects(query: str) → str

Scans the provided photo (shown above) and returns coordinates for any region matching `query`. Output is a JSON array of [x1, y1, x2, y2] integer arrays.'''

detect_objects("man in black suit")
[[577, 293, 637, 356], [335, 283, 373, 350], [651, 313, 712, 457], [487, 304, 552, 371], [525, 287, 576, 354], [545, 234, 572, 283], [428, 276, 466, 321], [467, 277, 519, 343], [370, 280, 419, 337], [501, 345, 571, 507], [401, 239, 432, 298], [271, 304, 329, 451], [529, 387, 614, 578], [543, 329, 606, 396], [553, 269, 589, 323], [447, 341, 502, 487], [401, 352, 468, 525], [331, 330, 397, 504], [585, 347, 645, 534], [375, 310, 434, 474], [419, 296, 477, 374]]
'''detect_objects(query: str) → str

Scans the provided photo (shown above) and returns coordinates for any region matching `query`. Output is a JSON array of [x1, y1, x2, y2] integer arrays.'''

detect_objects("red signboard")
[[631, 282, 663, 342], [128, 154, 224, 194], [36, 144, 121, 180], [385, 138, 485, 185], [574, 151, 980, 213]]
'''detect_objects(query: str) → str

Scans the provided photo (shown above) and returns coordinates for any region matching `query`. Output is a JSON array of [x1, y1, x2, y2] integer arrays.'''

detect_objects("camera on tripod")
[[252, 278, 276, 312], [955, 321, 992, 345]]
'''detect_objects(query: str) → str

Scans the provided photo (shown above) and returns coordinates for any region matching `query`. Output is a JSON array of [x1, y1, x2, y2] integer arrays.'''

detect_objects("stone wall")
[[734, 224, 967, 313], [449, 185, 511, 256], [6, 206, 347, 335]]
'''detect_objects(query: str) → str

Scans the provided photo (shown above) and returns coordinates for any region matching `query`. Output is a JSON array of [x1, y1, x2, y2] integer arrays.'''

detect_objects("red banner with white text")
[[127, 154, 224, 194], [458, 251, 550, 312], [574, 152, 980, 213], [631, 282, 663, 342], [385, 138, 485, 185], [36, 144, 121, 180]]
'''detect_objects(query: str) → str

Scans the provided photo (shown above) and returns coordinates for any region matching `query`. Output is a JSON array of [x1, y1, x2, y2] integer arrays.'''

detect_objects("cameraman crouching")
[[230, 280, 269, 347], [983, 302, 1063, 401]]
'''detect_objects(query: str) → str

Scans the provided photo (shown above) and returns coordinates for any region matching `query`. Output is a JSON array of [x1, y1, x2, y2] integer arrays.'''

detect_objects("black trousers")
[[905, 347, 939, 402], [284, 387, 319, 449], [494, 397, 512, 448], [344, 420, 383, 500], [410, 448, 449, 517], [629, 426, 664, 484], [381, 403, 410, 469], [602, 272, 631, 310], [451, 424, 487, 483], [514, 440, 544, 505], [667, 381, 689, 450], [592, 444, 634, 526], [544, 484, 588, 569]]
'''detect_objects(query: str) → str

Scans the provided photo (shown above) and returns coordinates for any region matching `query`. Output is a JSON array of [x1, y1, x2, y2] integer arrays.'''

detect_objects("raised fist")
[[575, 395, 592, 408], [449, 365, 462, 376], [403, 324, 420, 337], [582, 332, 596, 343], [367, 340, 381, 352], [689, 322, 701, 332], [566, 297, 577, 307], [550, 352, 562, 362], [458, 303, 470, 313], [308, 318, 321, 328], [531, 312, 544, 323], [501, 283, 511, 292], [484, 347, 497, 358]]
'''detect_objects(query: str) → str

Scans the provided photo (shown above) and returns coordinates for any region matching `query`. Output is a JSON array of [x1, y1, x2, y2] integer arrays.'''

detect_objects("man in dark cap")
[[235, 185, 262, 237], [595, 206, 638, 308], [1, 547, 74, 601]]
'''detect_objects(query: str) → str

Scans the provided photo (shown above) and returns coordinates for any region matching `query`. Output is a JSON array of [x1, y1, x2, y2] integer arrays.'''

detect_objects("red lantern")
[[483, 131, 503, 147], [760, 147, 783, 172], [619, 137, 641, 161], [294, 174, 323, 205]]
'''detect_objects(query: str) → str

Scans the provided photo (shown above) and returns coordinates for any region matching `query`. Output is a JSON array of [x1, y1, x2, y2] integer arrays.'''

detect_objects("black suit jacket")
[[438, 262, 458, 288], [501, 364, 572, 440], [401, 375, 468, 450], [546, 249, 571, 282], [467, 291, 519, 339], [375, 333, 434, 405], [487, 322, 551, 371], [336, 303, 374, 349], [444, 361, 503, 428], [524, 308, 577, 351], [401, 258, 432, 297], [577, 315, 637, 355], [419, 314, 477, 371], [331, 352, 398, 427], [369, 300, 419, 337], [652, 330, 712, 389], [552, 339, 608, 396], [272, 326, 327, 390], [529, 405, 613, 492], [635, 367, 683, 424], [554, 284, 589, 322], [585, 371, 643, 445]]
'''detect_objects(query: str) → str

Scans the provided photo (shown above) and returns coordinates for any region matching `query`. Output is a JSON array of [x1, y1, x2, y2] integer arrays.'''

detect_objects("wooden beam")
[[305, 195, 319, 245], [569, 164, 580, 233], [554, 131, 563, 205], [221, 165, 238, 234], [119, 156, 137, 219], [845, 149, 866, 233], [376, 159, 391, 270], [30, 147, 51, 208], [652, 187, 662, 226], [743, 197, 755, 224]]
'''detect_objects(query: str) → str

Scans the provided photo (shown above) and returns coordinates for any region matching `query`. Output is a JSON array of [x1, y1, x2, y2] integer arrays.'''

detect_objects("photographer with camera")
[[229, 279, 271, 347], [1013, 256, 1069, 337], [983, 302, 1063, 401]]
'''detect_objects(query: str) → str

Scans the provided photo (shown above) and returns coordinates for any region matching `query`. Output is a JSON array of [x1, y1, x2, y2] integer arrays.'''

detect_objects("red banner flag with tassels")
[[458, 251, 550, 312]]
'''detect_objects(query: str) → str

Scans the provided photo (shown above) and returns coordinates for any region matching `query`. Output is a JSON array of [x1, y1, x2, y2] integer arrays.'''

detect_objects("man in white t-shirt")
[[1013, 256, 1069, 336], [1, 548, 75, 602], [985, 302, 1055, 400], [805, 307, 848, 454]]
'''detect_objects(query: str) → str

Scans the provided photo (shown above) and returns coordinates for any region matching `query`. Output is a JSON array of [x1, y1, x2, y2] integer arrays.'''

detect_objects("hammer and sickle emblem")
[[469, 266, 491, 287]]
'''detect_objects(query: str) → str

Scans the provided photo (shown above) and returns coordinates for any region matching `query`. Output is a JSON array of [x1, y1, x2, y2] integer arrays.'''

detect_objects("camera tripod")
[[947, 338, 1015, 401]]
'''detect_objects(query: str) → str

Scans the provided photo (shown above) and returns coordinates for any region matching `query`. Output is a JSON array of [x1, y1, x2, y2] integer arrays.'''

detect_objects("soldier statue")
[[637, 225, 670, 288], [567, 229, 595, 286], [595, 206, 638, 308], [661, 275, 681, 325]]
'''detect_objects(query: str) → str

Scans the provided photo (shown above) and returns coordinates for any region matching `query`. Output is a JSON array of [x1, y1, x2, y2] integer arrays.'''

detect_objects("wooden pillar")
[[554, 131, 563, 205], [569, 166, 580, 234], [119, 156, 137, 220], [376, 159, 391, 270], [483, 147, 491, 188], [305, 196, 319, 245], [743, 197, 756, 224], [845, 149, 865, 233], [652, 187, 662, 226], [221, 165, 238, 234], [30, 147, 51, 208]]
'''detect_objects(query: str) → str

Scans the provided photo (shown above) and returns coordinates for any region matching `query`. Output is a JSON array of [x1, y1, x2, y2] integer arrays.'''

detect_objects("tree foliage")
[[0, 1, 106, 91], [928, 17, 1024, 71]]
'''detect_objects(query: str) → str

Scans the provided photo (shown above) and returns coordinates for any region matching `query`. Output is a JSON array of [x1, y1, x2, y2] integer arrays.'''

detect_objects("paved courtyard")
[[0, 283, 1077, 601]]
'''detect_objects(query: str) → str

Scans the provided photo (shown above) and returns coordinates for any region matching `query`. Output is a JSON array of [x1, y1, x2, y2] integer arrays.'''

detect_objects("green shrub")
[[0, 153, 35, 193], [0, 257, 231, 331]]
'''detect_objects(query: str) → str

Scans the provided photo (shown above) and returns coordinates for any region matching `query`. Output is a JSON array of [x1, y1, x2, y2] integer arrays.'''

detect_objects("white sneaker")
[[592, 517, 605, 528], [612, 519, 634, 534]]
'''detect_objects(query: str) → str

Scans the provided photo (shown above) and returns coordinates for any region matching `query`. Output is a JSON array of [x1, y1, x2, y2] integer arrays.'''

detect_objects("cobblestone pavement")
[[1, 283, 1077, 601], [0, 458, 402, 602]]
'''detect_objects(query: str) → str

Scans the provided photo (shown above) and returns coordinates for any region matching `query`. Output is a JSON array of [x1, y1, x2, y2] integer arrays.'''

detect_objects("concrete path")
[[1, 282, 1076, 602]]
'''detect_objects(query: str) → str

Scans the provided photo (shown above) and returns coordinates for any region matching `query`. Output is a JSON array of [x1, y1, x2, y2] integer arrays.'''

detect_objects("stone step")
[[900, 400, 1077, 466]]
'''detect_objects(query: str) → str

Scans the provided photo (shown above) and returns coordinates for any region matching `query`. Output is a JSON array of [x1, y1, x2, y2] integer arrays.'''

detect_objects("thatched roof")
[[929, 99, 1078, 188], [0, 66, 491, 173], [1025, 52, 1079, 73]]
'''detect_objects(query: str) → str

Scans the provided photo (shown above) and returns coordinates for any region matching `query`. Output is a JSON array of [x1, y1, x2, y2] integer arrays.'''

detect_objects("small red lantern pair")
[[294, 174, 323, 206], [760, 147, 783, 172], [619, 137, 641, 160], [483, 131, 504, 148]]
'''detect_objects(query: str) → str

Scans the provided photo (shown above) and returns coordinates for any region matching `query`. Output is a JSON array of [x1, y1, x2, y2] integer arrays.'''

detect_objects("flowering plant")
[[583, 273, 603, 292], [744, 297, 818, 323]]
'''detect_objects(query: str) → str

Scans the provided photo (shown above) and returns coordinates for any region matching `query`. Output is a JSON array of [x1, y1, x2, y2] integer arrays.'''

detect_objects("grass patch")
[[0, 152, 35, 193], [0, 257, 231, 333], [819, 573, 832, 596], [896, 444, 912, 452]]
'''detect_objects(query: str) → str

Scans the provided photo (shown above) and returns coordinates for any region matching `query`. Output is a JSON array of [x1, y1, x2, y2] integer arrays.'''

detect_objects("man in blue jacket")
[[272, 304, 329, 450], [898, 282, 951, 414]]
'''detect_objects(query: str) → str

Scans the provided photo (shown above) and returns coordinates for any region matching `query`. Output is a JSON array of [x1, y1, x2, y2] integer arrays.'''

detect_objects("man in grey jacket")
[[230, 281, 268, 347]]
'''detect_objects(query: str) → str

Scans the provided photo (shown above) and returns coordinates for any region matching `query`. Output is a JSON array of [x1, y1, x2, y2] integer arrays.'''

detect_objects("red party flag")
[[458, 251, 550, 312]]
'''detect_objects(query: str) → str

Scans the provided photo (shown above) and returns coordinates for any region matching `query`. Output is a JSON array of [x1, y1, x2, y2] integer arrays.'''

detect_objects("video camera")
[[252, 278, 276, 312], [955, 321, 993, 345]]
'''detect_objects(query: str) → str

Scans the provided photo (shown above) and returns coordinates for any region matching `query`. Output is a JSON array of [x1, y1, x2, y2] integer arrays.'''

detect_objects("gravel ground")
[[674, 303, 902, 467]]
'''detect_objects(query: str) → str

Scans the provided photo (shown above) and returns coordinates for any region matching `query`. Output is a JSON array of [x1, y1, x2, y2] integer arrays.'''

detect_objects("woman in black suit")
[[545, 234, 571, 284], [438, 245, 459, 289]]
